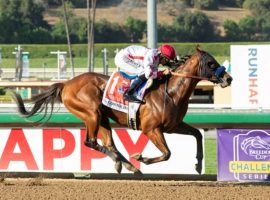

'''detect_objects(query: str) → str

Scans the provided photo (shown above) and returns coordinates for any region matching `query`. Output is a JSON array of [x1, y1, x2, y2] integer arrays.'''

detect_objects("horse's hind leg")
[[98, 118, 142, 175], [62, 90, 123, 173], [64, 99, 140, 174], [62, 84, 141, 174], [84, 125, 123, 173], [75, 111, 123, 173]]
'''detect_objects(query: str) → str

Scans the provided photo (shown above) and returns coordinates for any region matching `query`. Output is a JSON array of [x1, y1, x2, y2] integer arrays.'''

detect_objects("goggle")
[[161, 55, 177, 67], [161, 55, 173, 64]]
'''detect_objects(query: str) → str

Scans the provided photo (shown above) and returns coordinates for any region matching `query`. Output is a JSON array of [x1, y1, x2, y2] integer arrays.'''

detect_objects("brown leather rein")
[[171, 71, 218, 82]]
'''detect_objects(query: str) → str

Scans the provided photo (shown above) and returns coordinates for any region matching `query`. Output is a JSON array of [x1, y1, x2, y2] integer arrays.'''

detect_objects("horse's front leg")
[[131, 128, 171, 165], [171, 122, 203, 174]]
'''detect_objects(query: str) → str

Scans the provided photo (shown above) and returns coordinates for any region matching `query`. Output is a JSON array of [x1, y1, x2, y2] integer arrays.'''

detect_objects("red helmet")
[[158, 44, 177, 61]]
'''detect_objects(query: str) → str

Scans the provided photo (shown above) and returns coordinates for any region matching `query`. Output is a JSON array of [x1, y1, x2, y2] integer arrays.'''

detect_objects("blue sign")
[[218, 129, 270, 182]]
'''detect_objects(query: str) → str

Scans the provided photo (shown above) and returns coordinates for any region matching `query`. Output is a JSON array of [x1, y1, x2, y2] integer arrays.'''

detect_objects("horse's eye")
[[208, 61, 216, 69]]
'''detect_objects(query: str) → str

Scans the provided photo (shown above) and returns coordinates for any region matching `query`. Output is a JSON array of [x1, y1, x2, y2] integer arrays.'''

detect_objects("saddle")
[[102, 71, 152, 129]]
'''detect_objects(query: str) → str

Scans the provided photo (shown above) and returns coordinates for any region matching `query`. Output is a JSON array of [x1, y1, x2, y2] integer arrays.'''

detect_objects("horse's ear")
[[196, 45, 203, 52]]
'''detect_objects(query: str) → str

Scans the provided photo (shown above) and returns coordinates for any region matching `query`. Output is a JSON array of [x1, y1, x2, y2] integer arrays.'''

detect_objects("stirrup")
[[124, 94, 143, 103]]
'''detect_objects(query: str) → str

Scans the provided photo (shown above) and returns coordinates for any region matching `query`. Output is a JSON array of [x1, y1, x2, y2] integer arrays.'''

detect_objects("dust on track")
[[0, 178, 269, 200]]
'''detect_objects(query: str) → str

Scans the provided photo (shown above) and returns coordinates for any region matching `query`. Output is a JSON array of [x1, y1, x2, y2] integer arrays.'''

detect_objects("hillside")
[[44, 5, 250, 36]]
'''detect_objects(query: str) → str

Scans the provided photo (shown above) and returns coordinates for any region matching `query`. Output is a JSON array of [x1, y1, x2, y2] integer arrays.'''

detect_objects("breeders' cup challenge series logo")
[[230, 130, 270, 181]]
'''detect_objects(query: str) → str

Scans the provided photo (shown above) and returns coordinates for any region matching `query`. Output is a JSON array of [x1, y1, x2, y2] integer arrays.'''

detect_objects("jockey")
[[115, 44, 178, 103]]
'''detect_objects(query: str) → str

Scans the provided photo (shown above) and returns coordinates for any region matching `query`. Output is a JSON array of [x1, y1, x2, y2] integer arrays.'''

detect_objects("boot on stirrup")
[[124, 93, 143, 103], [124, 76, 144, 103]]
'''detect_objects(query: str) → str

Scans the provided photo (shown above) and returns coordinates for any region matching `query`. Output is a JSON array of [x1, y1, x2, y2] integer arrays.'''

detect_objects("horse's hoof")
[[115, 161, 122, 174], [122, 162, 140, 173], [130, 153, 142, 161], [195, 163, 202, 175], [134, 170, 143, 177]]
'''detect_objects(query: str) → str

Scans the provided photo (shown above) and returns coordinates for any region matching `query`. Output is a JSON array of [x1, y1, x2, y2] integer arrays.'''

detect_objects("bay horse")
[[10, 47, 232, 175]]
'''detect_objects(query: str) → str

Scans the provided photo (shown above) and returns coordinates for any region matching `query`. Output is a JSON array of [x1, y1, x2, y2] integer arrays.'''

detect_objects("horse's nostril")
[[227, 77, 233, 84]]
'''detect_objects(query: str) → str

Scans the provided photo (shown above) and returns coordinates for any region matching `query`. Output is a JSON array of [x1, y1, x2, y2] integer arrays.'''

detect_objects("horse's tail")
[[10, 82, 64, 121]]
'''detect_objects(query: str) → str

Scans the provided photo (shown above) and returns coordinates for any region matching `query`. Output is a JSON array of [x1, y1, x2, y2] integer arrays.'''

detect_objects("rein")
[[170, 52, 225, 82], [171, 71, 210, 81]]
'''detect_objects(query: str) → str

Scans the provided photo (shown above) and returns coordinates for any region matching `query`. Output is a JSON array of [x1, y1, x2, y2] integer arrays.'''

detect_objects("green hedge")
[[1, 42, 270, 59], [0, 43, 137, 59]]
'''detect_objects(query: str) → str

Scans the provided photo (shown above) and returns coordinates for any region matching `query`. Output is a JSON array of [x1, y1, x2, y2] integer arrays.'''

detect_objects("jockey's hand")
[[163, 68, 171, 76]]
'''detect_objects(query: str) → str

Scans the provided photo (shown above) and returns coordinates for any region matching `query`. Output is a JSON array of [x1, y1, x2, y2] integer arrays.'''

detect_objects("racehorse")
[[10, 47, 232, 175]]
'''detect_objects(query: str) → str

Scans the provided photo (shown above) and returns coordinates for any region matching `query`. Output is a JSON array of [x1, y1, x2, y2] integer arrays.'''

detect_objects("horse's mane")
[[178, 55, 191, 66], [151, 54, 192, 88]]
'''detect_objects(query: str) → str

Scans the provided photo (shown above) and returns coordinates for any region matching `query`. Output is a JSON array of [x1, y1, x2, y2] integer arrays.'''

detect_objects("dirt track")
[[0, 178, 269, 200]]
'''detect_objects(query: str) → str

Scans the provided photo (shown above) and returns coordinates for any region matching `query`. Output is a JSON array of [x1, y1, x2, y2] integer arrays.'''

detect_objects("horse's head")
[[194, 47, 232, 88]]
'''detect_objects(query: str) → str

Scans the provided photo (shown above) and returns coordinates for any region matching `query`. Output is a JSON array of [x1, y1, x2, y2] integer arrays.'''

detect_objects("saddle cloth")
[[102, 71, 147, 114]]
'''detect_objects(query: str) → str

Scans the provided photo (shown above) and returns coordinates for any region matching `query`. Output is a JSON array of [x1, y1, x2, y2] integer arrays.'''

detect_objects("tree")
[[158, 24, 177, 42], [243, 0, 270, 17], [94, 19, 128, 43], [0, 0, 24, 43], [47, 0, 62, 6], [30, 27, 52, 43], [124, 17, 146, 42], [0, 0, 50, 43], [260, 12, 270, 40], [51, 3, 87, 43], [51, 22, 67, 43], [241, 0, 270, 41], [172, 11, 217, 42], [223, 20, 241, 41], [219, 0, 244, 7], [20, 0, 49, 28], [238, 16, 257, 40], [194, 0, 219, 10]]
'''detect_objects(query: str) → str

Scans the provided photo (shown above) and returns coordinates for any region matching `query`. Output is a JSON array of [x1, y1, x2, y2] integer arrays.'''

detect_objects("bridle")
[[170, 50, 226, 83], [171, 62, 226, 83]]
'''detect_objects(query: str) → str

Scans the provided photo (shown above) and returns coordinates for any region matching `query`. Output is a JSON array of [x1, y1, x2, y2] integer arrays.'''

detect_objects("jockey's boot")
[[124, 75, 146, 103]]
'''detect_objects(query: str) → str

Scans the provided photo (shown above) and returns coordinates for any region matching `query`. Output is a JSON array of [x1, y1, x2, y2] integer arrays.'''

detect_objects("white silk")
[[114, 45, 160, 79]]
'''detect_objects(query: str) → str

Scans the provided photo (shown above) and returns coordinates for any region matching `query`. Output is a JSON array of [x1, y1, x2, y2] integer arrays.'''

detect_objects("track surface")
[[0, 178, 269, 200]]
